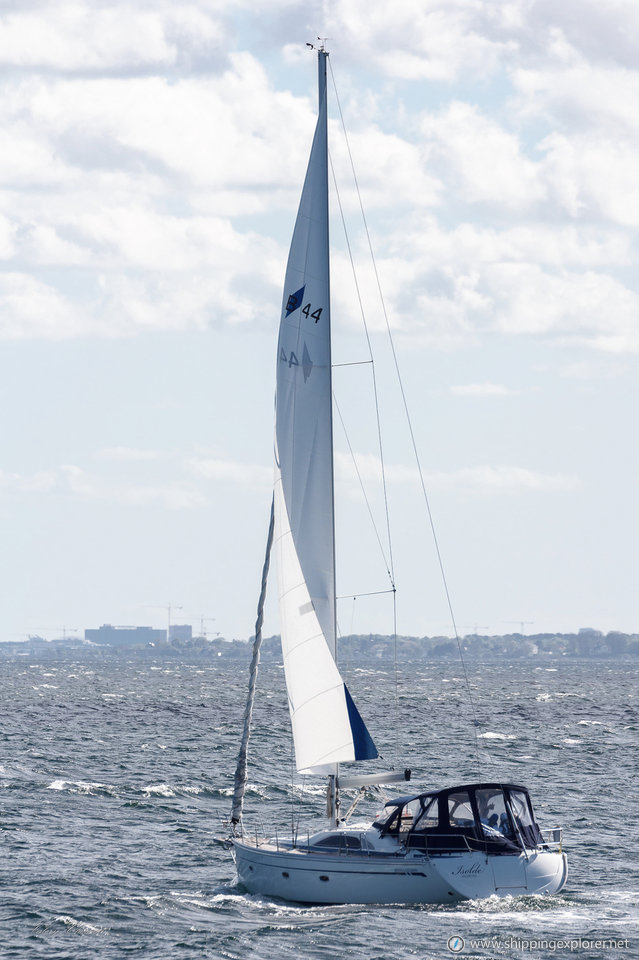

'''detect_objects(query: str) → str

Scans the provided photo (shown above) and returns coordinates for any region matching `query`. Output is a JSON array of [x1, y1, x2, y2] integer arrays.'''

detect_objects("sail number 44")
[[285, 295, 323, 324], [280, 348, 300, 367]]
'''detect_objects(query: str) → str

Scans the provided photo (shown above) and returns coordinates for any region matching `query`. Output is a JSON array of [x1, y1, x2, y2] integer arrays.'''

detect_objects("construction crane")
[[150, 603, 183, 640], [183, 615, 217, 640], [503, 620, 534, 636], [458, 624, 489, 637], [199, 616, 217, 640]]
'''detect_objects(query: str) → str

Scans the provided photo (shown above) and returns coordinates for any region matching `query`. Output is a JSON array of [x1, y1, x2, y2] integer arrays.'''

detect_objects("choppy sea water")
[[1, 654, 638, 959]]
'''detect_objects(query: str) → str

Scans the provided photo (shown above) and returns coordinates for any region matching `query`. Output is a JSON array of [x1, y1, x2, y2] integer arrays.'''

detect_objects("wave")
[[54, 915, 106, 935], [32, 915, 107, 936], [47, 780, 119, 797], [142, 783, 175, 797]]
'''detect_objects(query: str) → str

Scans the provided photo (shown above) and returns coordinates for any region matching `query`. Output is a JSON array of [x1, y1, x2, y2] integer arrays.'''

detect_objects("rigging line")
[[332, 360, 373, 368], [336, 588, 396, 600], [328, 66, 400, 757], [333, 392, 392, 583], [328, 57, 482, 778], [328, 149, 395, 589], [230, 496, 274, 829], [290, 727, 297, 844]]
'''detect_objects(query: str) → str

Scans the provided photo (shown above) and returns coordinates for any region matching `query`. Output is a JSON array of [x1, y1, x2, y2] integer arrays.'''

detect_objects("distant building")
[[84, 624, 166, 647], [169, 624, 193, 642]]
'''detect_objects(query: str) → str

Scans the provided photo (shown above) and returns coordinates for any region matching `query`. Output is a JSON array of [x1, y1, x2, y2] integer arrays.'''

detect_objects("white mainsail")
[[274, 52, 377, 775]]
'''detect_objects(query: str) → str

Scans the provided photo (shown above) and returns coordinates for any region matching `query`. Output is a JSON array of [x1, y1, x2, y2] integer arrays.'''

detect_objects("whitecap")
[[47, 779, 116, 795], [297, 782, 327, 795], [54, 915, 106, 935], [478, 732, 516, 740], [563, 738, 581, 745], [142, 783, 175, 797]]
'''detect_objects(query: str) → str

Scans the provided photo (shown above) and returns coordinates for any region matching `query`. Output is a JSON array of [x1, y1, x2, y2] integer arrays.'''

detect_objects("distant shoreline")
[[1, 628, 637, 659]]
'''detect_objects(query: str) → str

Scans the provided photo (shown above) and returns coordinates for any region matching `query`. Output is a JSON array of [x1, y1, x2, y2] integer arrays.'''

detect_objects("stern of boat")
[[430, 844, 567, 900]]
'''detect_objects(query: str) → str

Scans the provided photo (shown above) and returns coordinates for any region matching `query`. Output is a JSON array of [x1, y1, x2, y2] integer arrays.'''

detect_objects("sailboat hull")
[[233, 839, 567, 905]]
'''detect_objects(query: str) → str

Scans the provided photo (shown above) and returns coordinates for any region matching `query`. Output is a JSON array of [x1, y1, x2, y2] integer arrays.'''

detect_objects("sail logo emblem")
[[302, 343, 312, 382], [286, 285, 305, 316]]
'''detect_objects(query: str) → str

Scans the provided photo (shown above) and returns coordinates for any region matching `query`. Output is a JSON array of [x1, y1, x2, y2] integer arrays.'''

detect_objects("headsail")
[[274, 50, 377, 775]]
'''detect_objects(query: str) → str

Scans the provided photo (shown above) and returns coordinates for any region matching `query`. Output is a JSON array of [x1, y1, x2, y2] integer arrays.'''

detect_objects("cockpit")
[[374, 782, 544, 853]]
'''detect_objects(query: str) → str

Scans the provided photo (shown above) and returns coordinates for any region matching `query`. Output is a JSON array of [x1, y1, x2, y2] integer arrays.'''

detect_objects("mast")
[[317, 45, 340, 826], [318, 45, 337, 663]]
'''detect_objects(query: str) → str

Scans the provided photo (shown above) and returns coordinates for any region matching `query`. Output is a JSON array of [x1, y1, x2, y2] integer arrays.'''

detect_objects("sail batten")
[[274, 51, 377, 775]]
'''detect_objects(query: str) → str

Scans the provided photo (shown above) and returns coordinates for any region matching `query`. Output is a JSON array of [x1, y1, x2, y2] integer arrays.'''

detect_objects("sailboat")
[[230, 46, 567, 905]]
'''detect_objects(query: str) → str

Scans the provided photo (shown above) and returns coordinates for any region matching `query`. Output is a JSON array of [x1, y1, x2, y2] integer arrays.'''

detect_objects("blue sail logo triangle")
[[286, 285, 306, 316]]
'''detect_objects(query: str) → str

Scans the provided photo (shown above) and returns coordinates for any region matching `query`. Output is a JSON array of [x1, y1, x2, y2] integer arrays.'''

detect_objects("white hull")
[[233, 839, 567, 905]]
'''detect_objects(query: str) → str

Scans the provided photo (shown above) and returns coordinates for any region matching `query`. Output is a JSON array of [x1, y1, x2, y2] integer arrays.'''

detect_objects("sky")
[[1, 0, 638, 644]]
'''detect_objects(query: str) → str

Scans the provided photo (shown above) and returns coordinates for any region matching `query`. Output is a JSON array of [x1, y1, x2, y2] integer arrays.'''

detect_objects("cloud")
[[539, 130, 639, 227], [96, 447, 168, 462], [334, 451, 576, 495], [434, 465, 577, 494], [0, 462, 206, 509], [362, 223, 639, 351], [323, 0, 639, 86], [1, 449, 275, 505], [323, 0, 518, 82], [0, 468, 58, 493], [0, 3, 229, 74], [0, 273, 88, 339], [483, 264, 639, 350], [526, 0, 639, 71], [558, 359, 630, 381], [187, 457, 271, 488], [421, 102, 544, 212], [0, 0, 637, 357], [451, 383, 517, 397]]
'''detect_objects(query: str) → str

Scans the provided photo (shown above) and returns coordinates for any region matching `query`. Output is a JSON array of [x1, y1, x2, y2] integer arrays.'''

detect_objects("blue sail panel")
[[344, 684, 378, 761]]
